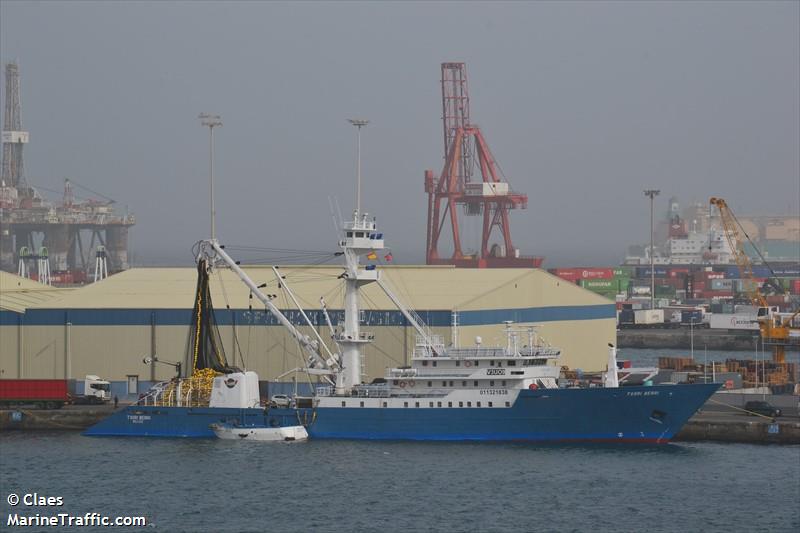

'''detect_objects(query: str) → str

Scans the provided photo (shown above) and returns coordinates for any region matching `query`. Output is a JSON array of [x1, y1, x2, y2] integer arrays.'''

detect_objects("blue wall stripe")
[[0, 304, 614, 327]]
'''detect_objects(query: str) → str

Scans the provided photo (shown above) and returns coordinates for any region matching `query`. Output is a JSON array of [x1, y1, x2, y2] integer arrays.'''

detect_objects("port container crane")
[[710, 197, 799, 363]]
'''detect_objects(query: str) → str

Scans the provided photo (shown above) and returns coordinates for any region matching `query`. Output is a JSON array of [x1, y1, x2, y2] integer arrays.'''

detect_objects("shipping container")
[[635, 266, 669, 278], [612, 267, 634, 278], [710, 279, 733, 290], [0, 379, 70, 409], [580, 279, 614, 289], [680, 309, 704, 325], [668, 267, 690, 278], [707, 314, 759, 331], [634, 309, 664, 325]]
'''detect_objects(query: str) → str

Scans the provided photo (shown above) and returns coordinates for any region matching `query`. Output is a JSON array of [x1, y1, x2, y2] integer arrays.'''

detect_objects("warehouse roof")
[[0, 271, 72, 313], [27, 264, 610, 313]]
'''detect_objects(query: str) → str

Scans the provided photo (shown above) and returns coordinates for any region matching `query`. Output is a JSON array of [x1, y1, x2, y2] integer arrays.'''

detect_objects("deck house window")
[[488, 402, 493, 407], [427, 381, 432, 387], [383, 402, 387, 408], [507, 360, 516, 366], [505, 402, 510, 407], [341, 401, 346, 407], [404, 402, 408, 408], [473, 381, 478, 386], [448, 402, 453, 407], [490, 360, 495, 366], [502, 380, 507, 386], [462, 381, 467, 387], [455, 360, 460, 367], [429, 402, 434, 407], [490, 380, 495, 387], [442, 381, 447, 387], [432, 361, 437, 367], [467, 402, 472, 407], [477, 402, 481, 407], [422, 361, 428, 366], [415, 402, 420, 408], [437, 402, 442, 407], [360, 401, 364, 407], [459, 402, 463, 407]]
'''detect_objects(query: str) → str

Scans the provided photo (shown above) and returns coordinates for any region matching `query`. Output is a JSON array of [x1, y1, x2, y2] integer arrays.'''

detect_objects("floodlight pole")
[[644, 189, 660, 309]]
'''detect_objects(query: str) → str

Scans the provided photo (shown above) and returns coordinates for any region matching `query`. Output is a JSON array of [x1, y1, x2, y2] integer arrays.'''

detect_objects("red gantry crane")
[[425, 63, 543, 268]]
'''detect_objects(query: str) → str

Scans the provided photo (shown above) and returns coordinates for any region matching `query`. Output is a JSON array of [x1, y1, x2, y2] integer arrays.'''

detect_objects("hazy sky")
[[1, 1, 798, 267]]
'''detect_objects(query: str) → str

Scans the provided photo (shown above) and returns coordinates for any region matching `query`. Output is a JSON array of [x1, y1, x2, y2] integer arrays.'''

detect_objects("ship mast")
[[335, 209, 384, 393]]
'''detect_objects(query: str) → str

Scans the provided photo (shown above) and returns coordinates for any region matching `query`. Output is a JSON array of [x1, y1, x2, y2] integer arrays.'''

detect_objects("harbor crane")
[[710, 197, 799, 363]]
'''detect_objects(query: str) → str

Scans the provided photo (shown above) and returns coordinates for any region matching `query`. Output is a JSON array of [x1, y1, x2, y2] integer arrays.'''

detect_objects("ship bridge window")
[[490, 360, 495, 366], [422, 361, 428, 366], [507, 360, 516, 366], [455, 360, 461, 367], [427, 381, 432, 387], [347, 232, 353, 237], [432, 361, 437, 367], [474, 361, 479, 367], [442, 381, 447, 387], [355, 232, 364, 238]]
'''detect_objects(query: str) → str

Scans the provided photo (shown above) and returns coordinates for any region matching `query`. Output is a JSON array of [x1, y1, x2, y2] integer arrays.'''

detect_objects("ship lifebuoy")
[[464, 360, 472, 367], [399, 381, 406, 388], [528, 383, 538, 390], [408, 380, 416, 387]]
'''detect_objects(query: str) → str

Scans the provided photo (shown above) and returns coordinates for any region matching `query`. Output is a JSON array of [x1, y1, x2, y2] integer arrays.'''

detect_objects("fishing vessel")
[[84, 260, 302, 438], [87, 201, 718, 443]]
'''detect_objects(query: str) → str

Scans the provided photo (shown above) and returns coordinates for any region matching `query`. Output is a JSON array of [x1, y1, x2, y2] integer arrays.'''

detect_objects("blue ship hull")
[[299, 384, 719, 443], [85, 384, 717, 443], [83, 406, 300, 438]]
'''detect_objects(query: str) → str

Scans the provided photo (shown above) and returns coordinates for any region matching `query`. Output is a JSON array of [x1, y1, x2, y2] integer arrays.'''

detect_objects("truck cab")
[[84, 375, 111, 404]]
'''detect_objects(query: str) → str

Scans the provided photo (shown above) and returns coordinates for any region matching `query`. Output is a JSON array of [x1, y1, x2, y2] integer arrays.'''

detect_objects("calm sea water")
[[1, 432, 798, 533]]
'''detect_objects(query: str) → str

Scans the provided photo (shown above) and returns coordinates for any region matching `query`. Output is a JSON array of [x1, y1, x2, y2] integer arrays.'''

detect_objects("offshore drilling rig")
[[0, 62, 134, 284]]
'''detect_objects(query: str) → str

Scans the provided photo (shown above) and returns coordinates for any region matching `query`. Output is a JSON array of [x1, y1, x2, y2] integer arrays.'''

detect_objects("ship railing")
[[314, 385, 391, 398], [413, 334, 446, 358], [135, 378, 212, 407]]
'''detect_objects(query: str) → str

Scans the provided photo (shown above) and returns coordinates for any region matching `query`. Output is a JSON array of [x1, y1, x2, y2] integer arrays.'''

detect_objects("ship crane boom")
[[204, 240, 335, 378]]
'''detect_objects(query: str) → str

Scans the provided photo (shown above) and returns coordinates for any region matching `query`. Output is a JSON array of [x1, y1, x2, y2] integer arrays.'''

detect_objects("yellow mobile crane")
[[710, 197, 799, 364]]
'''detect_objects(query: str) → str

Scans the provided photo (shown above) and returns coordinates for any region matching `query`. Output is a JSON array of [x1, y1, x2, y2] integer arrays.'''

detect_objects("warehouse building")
[[0, 266, 615, 396]]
